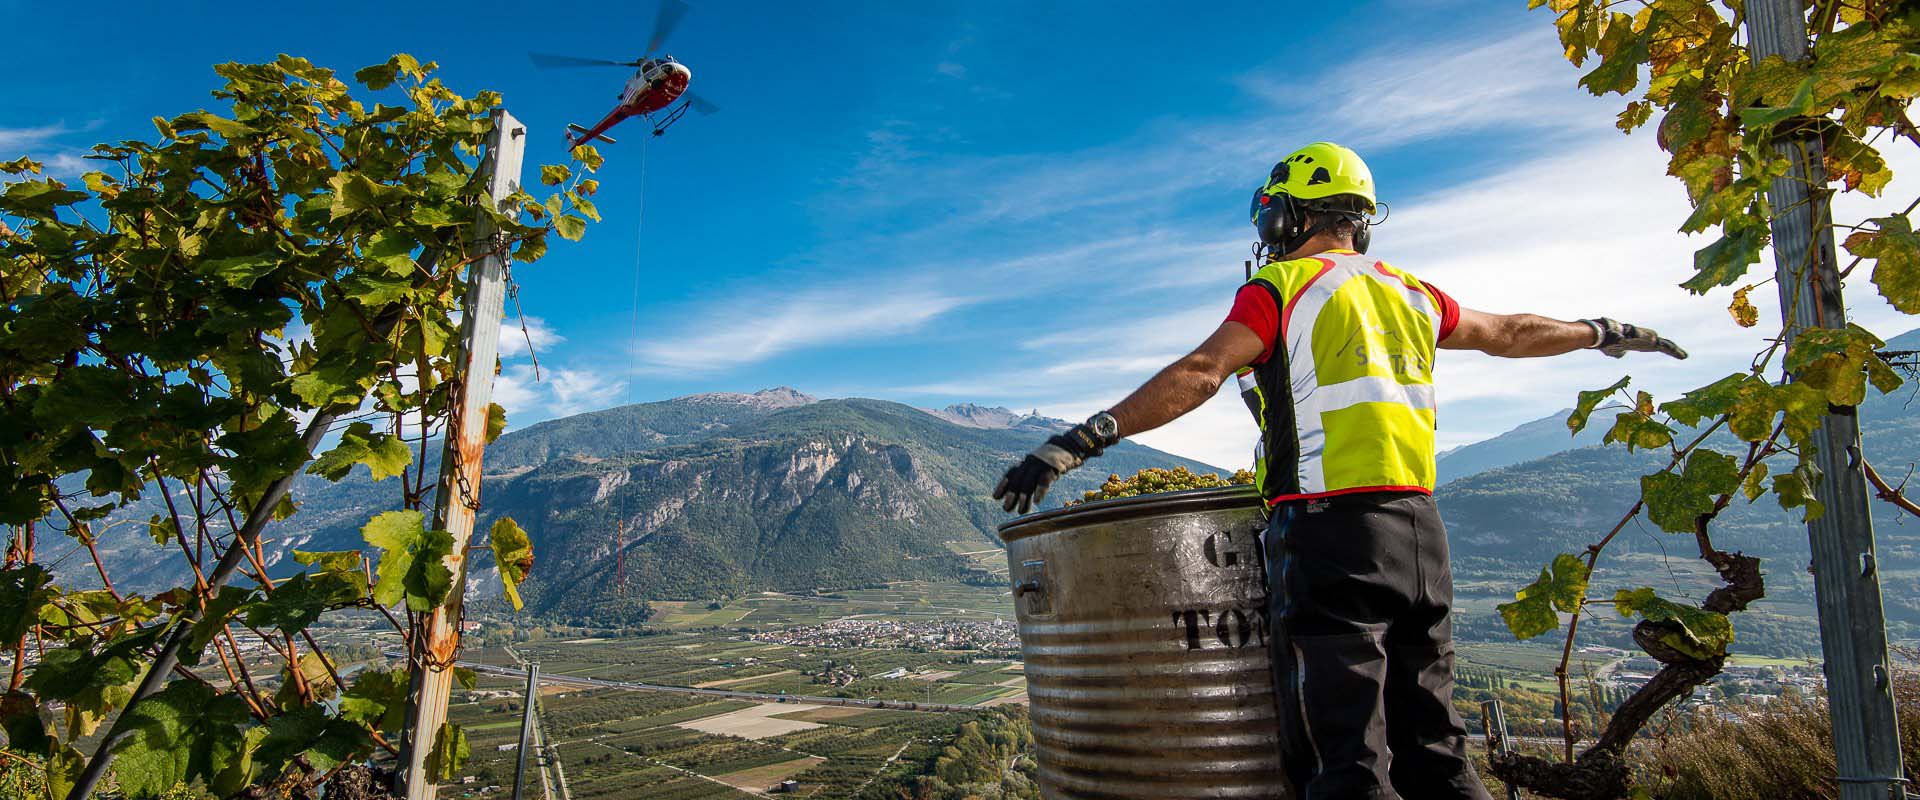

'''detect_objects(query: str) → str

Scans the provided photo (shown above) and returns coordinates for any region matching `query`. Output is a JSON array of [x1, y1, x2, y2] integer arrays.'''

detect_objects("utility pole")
[[513, 662, 540, 800], [1744, 3, 1907, 798], [398, 108, 528, 799]]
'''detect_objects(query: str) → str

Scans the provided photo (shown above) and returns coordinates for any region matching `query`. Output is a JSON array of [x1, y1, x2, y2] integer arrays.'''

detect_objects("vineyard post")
[[398, 107, 528, 799], [1745, 2, 1907, 797], [513, 662, 539, 800], [1481, 699, 1519, 800]]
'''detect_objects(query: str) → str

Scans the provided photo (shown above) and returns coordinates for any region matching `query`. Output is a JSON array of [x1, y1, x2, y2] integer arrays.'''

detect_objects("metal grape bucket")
[[998, 486, 1291, 800]]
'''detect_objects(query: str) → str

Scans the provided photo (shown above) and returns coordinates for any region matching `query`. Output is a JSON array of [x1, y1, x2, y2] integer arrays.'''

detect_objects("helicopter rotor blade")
[[644, 0, 692, 55], [684, 92, 720, 116], [529, 52, 641, 69]]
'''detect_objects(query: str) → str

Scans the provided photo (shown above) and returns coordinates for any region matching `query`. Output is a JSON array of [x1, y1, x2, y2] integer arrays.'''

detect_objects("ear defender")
[[1251, 161, 1299, 249]]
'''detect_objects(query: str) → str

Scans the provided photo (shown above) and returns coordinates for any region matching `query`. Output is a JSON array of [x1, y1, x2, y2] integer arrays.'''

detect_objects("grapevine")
[[1491, 2, 1920, 796], [0, 55, 597, 797]]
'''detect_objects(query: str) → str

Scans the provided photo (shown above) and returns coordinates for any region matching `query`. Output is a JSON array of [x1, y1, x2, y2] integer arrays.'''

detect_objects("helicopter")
[[530, 0, 719, 145]]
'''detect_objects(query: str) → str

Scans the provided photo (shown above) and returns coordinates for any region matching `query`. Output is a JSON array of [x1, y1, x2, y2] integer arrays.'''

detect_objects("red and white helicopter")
[[531, 0, 718, 145]]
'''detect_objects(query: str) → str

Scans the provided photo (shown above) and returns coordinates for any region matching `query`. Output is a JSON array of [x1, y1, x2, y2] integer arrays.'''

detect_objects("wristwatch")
[[1087, 411, 1121, 446]]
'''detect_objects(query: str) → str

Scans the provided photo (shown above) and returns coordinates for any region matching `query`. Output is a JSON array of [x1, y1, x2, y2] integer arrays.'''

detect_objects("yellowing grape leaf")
[[1498, 553, 1590, 641]]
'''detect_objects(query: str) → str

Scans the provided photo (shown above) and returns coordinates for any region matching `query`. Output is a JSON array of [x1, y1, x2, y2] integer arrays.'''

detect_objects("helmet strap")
[[1281, 206, 1366, 257]]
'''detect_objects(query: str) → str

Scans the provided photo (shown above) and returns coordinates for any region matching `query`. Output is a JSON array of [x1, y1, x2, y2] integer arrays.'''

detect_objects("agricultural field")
[[443, 575, 1722, 797], [647, 580, 1016, 630], [440, 678, 987, 798], [503, 630, 1026, 707]]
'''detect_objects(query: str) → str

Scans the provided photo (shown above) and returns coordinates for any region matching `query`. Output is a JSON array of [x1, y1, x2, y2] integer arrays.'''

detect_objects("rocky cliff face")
[[57, 391, 1225, 623]]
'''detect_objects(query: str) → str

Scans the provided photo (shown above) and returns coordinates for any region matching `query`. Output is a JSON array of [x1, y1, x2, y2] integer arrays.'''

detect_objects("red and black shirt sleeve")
[[1420, 280, 1461, 342], [1224, 284, 1281, 366]]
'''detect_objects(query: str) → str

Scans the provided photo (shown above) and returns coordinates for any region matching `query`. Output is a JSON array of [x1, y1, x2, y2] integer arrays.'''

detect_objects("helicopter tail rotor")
[[566, 123, 619, 146]]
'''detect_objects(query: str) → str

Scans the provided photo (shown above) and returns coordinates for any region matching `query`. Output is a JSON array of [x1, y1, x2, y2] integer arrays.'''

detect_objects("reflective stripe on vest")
[[1247, 251, 1443, 503]]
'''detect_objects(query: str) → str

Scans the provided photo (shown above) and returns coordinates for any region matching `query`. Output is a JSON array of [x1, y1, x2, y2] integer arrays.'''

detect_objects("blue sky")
[[7, 1, 1917, 469]]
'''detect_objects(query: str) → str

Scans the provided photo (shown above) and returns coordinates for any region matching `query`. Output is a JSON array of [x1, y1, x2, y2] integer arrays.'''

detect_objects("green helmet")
[[1251, 142, 1378, 254]]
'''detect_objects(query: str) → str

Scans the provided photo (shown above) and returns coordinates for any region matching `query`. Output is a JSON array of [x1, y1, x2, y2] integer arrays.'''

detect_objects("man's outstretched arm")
[[1444, 308, 1688, 360], [1109, 322, 1268, 437], [991, 322, 1266, 513]]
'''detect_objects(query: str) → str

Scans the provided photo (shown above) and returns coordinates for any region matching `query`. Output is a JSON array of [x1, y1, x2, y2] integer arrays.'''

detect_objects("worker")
[[991, 142, 1685, 799]]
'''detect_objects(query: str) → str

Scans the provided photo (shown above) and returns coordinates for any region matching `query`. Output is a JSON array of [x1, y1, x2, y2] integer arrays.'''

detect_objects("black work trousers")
[[1262, 491, 1492, 800]]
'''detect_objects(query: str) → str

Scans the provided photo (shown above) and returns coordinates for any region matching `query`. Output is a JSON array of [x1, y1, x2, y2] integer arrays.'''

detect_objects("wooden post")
[[398, 108, 527, 799], [1743, 4, 1908, 798], [512, 662, 539, 800]]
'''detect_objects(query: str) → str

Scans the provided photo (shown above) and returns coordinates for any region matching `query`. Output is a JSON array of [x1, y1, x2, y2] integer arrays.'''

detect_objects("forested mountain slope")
[[1438, 327, 1920, 639]]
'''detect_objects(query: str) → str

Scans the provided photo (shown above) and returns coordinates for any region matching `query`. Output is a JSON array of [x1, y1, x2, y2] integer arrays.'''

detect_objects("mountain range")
[[60, 389, 1218, 624], [53, 328, 1920, 649]]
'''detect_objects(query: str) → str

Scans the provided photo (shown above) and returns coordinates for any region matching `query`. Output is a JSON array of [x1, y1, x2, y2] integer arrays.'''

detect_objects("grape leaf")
[[424, 721, 469, 781], [255, 704, 370, 778], [1785, 324, 1899, 406], [1683, 219, 1767, 294], [1739, 74, 1815, 128], [570, 144, 604, 172], [244, 570, 365, 636], [0, 564, 55, 642], [181, 585, 256, 667], [1579, 13, 1647, 95], [1614, 587, 1734, 660], [1641, 450, 1741, 533], [1774, 459, 1826, 521], [362, 510, 456, 611], [26, 628, 159, 737], [491, 517, 534, 611], [0, 689, 53, 756], [340, 669, 411, 733], [307, 420, 413, 482], [46, 744, 85, 800], [487, 402, 508, 444], [1498, 553, 1590, 641], [108, 679, 250, 798], [294, 549, 364, 575], [1604, 408, 1675, 451], [1569, 376, 1629, 434], [1742, 461, 1771, 502], [209, 725, 270, 798], [1728, 285, 1760, 327]]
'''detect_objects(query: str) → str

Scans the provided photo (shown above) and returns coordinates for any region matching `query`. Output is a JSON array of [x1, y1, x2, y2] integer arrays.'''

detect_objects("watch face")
[[1092, 413, 1118, 440]]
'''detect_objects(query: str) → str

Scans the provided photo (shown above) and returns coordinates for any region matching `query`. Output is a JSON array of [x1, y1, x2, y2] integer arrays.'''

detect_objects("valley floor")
[[398, 578, 1861, 799]]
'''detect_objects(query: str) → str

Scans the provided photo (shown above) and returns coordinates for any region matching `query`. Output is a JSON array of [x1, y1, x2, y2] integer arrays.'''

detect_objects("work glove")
[[993, 421, 1112, 515], [1582, 317, 1689, 360]]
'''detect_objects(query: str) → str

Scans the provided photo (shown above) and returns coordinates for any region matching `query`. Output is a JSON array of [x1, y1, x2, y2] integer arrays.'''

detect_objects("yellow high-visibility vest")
[[1244, 250, 1444, 504]]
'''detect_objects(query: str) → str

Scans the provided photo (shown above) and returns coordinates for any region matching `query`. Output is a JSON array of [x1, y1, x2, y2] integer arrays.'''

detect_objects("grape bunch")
[[1069, 466, 1255, 506]]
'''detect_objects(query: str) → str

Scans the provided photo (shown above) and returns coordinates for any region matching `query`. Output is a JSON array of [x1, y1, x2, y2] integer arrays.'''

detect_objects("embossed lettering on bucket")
[[999, 486, 1290, 800]]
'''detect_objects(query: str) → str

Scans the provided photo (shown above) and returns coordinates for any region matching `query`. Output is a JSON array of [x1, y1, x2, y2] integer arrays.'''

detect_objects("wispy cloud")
[[1241, 25, 1596, 150], [498, 314, 564, 360], [494, 364, 627, 422], [1, 122, 98, 177], [0, 123, 69, 150], [635, 285, 972, 373]]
